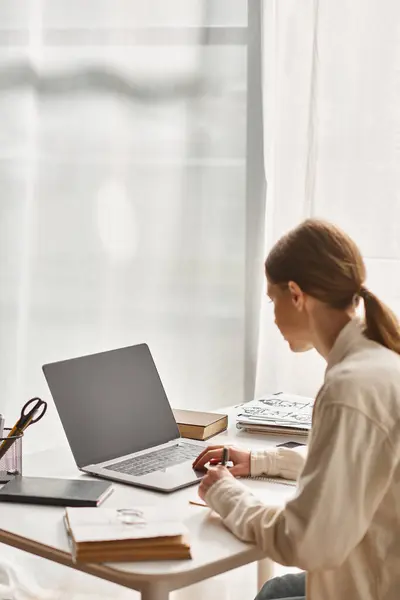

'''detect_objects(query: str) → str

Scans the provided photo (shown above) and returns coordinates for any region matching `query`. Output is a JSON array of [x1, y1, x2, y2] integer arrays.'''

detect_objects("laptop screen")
[[43, 344, 180, 468]]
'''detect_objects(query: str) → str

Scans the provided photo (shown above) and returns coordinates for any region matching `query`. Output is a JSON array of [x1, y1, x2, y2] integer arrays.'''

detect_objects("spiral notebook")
[[189, 476, 297, 508], [243, 475, 297, 487]]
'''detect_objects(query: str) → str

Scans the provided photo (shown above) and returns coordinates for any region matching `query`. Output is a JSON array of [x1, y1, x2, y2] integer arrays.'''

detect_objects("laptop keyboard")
[[104, 442, 201, 477]]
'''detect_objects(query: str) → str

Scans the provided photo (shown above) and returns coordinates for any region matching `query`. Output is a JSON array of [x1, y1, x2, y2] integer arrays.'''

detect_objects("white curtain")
[[0, 0, 266, 456], [0, 3, 266, 596], [256, 0, 400, 399]]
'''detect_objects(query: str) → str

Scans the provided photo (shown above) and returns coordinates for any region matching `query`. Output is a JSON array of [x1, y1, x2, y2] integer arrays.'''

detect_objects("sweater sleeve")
[[206, 399, 398, 570], [250, 445, 307, 480]]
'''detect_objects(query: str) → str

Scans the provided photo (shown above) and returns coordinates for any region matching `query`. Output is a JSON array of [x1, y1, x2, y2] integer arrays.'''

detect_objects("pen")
[[189, 500, 208, 508], [0, 420, 25, 461]]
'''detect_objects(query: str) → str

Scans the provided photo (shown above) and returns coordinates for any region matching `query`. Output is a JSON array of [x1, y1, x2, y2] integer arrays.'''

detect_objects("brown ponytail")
[[359, 287, 400, 354], [265, 219, 400, 354]]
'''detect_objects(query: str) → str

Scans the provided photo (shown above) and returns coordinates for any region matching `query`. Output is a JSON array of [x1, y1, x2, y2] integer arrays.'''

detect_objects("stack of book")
[[236, 392, 313, 436], [64, 506, 191, 563]]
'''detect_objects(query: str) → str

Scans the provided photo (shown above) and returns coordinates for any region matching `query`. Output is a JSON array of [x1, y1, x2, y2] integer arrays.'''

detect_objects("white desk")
[[0, 409, 296, 600]]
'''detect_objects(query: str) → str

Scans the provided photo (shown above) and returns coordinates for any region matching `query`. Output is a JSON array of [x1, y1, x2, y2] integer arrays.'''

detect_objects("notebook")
[[189, 475, 297, 508], [242, 475, 297, 487], [64, 506, 191, 563], [0, 476, 113, 507], [173, 409, 228, 440]]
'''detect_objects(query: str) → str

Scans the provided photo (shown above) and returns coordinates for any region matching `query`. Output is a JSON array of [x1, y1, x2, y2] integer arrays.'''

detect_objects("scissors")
[[13, 397, 47, 433], [0, 397, 47, 460]]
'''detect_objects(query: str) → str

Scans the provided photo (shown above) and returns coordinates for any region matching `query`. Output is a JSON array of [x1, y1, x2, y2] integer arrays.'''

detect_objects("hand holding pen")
[[193, 444, 251, 477], [197, 446, 239, 502]]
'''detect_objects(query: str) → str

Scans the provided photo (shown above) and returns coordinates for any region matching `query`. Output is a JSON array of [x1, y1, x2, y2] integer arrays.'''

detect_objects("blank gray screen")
[[43, 344, 180, 467]]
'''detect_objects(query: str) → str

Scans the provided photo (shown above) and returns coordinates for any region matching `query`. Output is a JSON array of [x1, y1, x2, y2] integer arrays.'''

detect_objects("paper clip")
[[117, 508, 146, 526]]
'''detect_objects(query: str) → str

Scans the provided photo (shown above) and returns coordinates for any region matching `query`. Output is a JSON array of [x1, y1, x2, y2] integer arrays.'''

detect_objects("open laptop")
[[42, 344, 205, 493]]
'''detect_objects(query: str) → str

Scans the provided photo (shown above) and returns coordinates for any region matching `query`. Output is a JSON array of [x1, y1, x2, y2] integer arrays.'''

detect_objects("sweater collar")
[[325, 318, 364, 373]]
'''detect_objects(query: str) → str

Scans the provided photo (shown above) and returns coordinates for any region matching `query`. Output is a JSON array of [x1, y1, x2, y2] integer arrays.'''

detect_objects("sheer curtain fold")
[[0, 3, 265, 599], [0, 0, 257, 456], [257, 0, 400, 398]]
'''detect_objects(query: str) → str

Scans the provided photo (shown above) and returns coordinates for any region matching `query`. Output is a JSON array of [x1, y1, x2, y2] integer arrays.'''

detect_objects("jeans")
[[254, 572, 306, 600]]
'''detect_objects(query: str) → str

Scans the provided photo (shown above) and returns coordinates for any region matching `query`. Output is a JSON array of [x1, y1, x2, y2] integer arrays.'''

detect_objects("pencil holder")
[[0, 428, 23, 482]]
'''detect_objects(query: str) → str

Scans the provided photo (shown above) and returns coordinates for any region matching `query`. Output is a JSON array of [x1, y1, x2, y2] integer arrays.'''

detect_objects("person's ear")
[[288, 281, 305, 311]]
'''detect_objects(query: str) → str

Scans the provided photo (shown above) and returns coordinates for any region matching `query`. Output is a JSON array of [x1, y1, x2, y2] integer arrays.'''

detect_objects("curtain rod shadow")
[[0, 62, 207, 102]]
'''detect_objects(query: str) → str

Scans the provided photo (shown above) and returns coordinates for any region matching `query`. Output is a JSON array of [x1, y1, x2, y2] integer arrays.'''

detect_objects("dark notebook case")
[[0, 476, 113, 507]]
